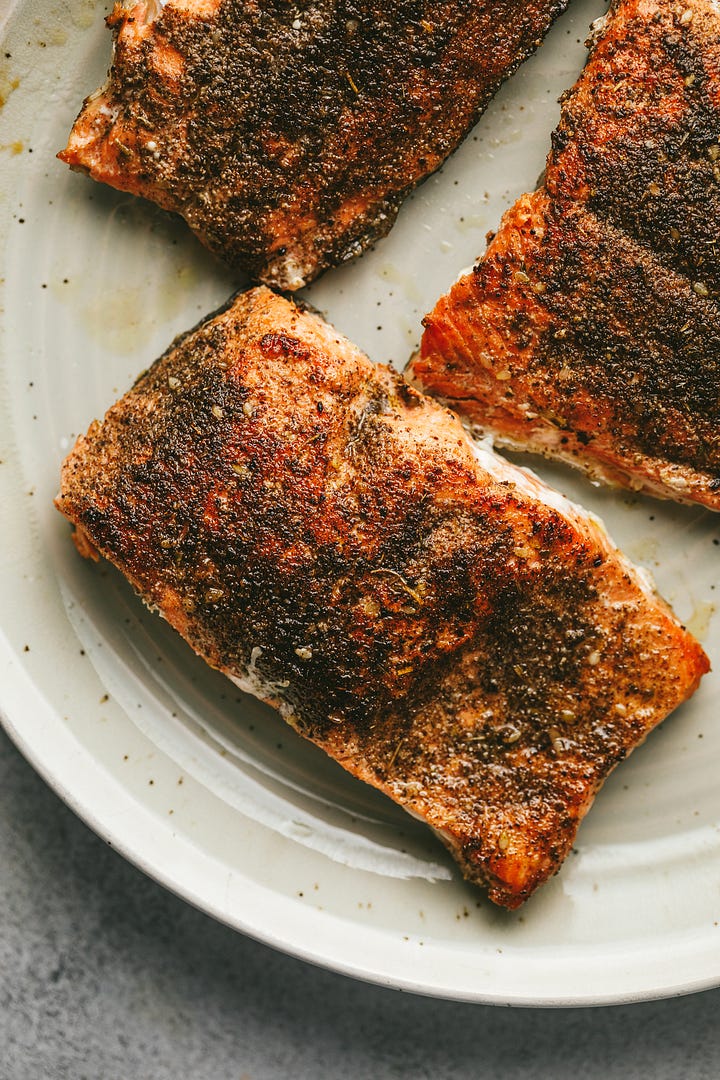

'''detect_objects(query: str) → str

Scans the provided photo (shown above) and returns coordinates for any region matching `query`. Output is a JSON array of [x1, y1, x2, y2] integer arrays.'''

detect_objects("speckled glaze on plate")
[[1, 0, 719, 1006]]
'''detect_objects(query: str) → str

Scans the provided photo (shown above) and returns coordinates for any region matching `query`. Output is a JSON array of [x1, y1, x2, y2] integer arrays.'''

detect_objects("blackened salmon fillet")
[[411, 0, 720, 510], [55, 286, 708, 908], [58, 0, 569, 290]]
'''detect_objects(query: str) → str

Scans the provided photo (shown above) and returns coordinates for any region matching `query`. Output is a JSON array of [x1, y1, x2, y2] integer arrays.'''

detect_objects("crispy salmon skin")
[[56, 287, 708, 908], [411, 0, 720, 510], [58, 0, 568, 289]]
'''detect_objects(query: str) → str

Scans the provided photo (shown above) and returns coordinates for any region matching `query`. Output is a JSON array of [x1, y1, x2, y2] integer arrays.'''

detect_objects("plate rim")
[[2, 565, 719, 1007]]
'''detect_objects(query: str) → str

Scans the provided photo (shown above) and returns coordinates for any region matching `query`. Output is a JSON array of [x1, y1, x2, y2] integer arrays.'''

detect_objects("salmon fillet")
[[55, 287, 708, 908], [58, 0, 568, 290], [411, 0, 720, 510]]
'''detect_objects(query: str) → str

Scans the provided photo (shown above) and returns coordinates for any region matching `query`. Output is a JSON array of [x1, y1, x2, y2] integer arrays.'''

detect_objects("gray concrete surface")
[[1, 726, 719, 1080]]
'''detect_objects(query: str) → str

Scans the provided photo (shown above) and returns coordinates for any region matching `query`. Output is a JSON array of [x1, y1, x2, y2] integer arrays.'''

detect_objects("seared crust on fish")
[[58, 0, 568, 289], [56, 287, 708, 907], [411, 0, 720, 509]]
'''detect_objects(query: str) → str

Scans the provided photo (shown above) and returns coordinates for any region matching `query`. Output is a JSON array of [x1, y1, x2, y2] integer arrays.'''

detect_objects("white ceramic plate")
[[1, 0, 719, 1006]]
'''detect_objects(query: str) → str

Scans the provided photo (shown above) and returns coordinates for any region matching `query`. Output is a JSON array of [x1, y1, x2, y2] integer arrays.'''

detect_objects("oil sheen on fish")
[[56, 287, 708, 907], [411, 0, 720, 510], [58, 0, 569, 290]]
